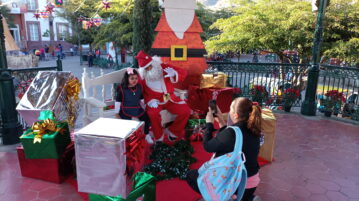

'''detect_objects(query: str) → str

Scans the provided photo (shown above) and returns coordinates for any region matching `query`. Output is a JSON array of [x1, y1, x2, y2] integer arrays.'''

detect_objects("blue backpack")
[[197, 126, 247, 201]]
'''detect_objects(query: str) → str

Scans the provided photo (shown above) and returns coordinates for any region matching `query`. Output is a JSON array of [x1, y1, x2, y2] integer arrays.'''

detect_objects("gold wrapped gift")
[[259, 109, 277, 162], [200, 72, 228, 89]]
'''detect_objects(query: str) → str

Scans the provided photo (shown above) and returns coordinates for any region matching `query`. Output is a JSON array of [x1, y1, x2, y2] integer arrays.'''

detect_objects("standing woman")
[[186, 97, 262, 201]]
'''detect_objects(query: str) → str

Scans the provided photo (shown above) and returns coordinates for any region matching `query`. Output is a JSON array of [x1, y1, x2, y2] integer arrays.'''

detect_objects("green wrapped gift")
[[20, 111, 71, 159], [89, 172, 156, 201]]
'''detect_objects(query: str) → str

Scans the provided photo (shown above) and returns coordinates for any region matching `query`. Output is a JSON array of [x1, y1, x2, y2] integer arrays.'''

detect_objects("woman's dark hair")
[[121, 68, 139, 87], [232, 97, 262, 136]]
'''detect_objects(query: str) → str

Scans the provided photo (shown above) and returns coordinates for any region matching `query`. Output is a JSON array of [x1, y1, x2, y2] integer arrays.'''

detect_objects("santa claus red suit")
[[136, 50, 190, 141]]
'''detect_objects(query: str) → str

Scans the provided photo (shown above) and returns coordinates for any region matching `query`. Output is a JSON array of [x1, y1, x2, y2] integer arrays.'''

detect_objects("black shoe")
[[168, 135, 177, 142]]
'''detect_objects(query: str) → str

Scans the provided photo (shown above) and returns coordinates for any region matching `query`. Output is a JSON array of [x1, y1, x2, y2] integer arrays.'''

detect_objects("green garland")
[[144, 140, 197, 181]]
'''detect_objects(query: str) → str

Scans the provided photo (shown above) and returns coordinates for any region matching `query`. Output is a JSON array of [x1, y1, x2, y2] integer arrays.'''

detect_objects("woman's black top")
[[203, 122, 260, 177]]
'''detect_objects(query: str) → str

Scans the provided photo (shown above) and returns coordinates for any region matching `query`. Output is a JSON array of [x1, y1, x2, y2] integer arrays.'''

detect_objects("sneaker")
[[145, 135, 154, 144], [253, 195, 262, 201]]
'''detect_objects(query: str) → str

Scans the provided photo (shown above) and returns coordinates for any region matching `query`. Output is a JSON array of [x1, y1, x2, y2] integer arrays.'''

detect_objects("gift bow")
[[20, 110, 62, 144], [30, 119, 62, 144], [65, 78, 81, 100]]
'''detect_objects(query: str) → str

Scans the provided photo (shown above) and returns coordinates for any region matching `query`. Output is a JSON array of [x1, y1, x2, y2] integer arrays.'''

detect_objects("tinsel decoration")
[[102, 0, 111, 10], [144, 140, 196, 180], [40, 11, 50, 18], [55, 0, 63, 7], [45, 2, 55, 13], [34, 12, 41, 20], [86, 20, 95, 29], [92, 14, 102, 27]]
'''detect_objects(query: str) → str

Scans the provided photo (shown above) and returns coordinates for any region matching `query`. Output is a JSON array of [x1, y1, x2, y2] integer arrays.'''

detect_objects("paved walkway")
[[1, 112, 358, 201]]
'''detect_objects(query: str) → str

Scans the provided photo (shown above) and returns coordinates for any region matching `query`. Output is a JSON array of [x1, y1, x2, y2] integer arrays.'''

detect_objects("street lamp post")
[[49, 13, 55, 52], [301, 0, 329, 116], [0, 15, 22, 144]]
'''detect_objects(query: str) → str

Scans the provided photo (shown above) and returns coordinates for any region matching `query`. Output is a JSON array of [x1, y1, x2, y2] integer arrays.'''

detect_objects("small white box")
[[75, 118, 145, 197]]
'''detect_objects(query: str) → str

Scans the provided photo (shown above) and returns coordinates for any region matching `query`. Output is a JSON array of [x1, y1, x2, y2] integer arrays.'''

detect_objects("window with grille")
[[27, 0, 37, 10], [29, 23, 39, 41], [58, 24, 69, 41]]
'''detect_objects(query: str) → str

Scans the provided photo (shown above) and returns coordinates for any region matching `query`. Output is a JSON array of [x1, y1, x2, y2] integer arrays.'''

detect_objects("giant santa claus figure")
[[136, 50, 191, 142]]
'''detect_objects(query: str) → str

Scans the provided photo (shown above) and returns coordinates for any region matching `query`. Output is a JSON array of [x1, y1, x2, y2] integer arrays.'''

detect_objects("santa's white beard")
[[140, 64, 163, 82]]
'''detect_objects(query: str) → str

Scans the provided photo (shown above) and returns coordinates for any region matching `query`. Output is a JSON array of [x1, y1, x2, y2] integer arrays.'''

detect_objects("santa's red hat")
[[135, 50, 152, 69]]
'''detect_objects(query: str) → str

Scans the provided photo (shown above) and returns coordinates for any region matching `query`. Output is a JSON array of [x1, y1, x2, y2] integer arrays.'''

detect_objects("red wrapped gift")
[[188, 86, 240, 113], [17, 143, 74, 183]]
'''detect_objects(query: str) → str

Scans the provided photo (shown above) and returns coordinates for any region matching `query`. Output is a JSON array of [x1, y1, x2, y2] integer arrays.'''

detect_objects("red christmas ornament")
[[34, 12, 41, 20], [102, 1, 111, 10], [45, 2, 55, 13]]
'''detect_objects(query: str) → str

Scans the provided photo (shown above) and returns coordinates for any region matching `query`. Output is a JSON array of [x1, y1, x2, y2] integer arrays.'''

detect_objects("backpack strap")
[[228, 126, 244, 157]]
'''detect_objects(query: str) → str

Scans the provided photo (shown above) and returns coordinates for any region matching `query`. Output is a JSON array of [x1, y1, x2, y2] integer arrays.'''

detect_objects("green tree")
[[93, 0, 134, 49], [57, 0, 101, 49], [196, 3, 234, 41], [0, 4, 14, 27], [132, 0, 155, 62], [205, 0, 315, 63], [322, 0, 359, 67]]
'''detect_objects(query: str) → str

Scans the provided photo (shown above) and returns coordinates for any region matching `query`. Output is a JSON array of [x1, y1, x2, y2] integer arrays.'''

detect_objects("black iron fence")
[[207, 62, 310, 107], [93, 57, 132, 69], [207, 62, 359, 120], [318, 65, 359, 120]]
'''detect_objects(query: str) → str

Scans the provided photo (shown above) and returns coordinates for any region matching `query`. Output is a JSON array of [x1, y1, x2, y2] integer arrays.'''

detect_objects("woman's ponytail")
[[247, 105, 262, 136]]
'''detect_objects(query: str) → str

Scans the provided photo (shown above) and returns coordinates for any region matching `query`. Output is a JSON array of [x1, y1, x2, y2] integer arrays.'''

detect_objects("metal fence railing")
[[207, 62, 359, 120], [207, 62, 310, 107], [318, 65, 359, 119], [93, 57, 132, 69]]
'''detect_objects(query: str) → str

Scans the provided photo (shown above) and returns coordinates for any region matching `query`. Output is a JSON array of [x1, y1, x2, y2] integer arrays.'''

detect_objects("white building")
[[3, 0, 73, 51]]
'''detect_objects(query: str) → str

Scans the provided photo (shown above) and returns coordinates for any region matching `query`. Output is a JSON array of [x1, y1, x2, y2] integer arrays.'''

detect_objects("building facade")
[[3, 0, 73, 51]]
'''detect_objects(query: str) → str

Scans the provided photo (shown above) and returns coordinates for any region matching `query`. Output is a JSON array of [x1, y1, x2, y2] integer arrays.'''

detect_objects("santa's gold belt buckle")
[[163, 93, 170, 102]]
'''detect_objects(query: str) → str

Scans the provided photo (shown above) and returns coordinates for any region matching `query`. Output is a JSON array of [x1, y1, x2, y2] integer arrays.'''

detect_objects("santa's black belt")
[[151, 48, 207, 58]]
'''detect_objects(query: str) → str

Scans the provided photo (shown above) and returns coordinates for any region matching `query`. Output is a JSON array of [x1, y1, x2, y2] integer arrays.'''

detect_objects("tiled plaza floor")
[[1, 112, 358, 201]]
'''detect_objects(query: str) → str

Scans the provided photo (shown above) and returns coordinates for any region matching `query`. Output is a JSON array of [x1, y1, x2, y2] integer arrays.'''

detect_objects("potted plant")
[[321, 90, 346, 117], [250, 85, 268, 106], [282, 88, 300, 112]]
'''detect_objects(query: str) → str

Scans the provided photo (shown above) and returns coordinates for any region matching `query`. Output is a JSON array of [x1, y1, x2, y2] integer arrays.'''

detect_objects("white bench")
[[81, 68, 188, 126]]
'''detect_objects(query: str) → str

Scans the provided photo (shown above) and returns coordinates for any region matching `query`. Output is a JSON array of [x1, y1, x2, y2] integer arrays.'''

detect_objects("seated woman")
[[186, 97, 262, 201]]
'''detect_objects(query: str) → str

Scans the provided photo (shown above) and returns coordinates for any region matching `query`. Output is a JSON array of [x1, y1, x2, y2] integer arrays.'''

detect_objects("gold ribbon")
[[21, 119, 62, 144], [65, 78, 81, 101], [65, 78, 81, 127]]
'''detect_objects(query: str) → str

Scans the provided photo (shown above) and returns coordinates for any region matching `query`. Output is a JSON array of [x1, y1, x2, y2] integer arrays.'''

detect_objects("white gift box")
[[74, 118, 145, 197]]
